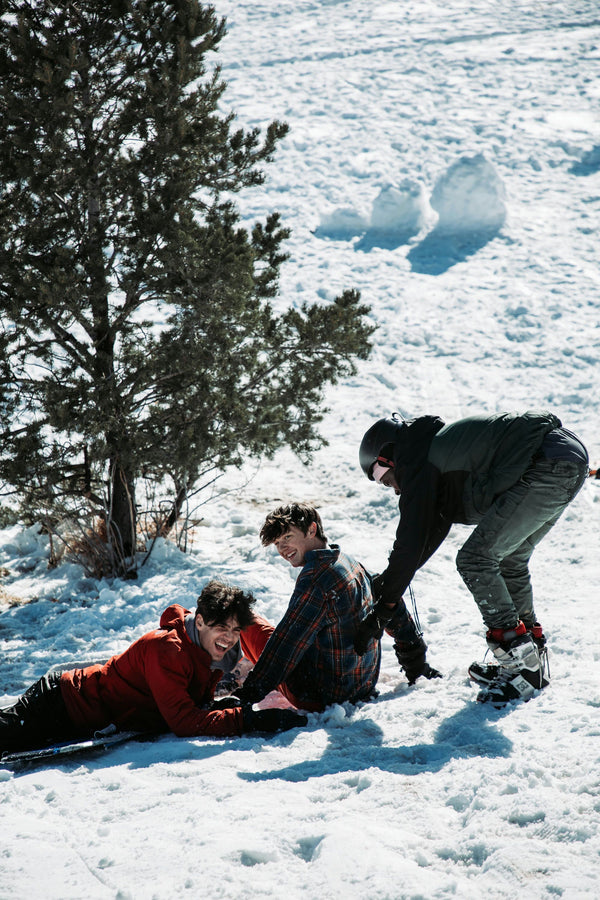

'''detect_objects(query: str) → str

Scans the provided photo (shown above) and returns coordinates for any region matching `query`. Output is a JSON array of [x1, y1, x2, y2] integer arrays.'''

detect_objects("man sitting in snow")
[[228, 502, 382, 712], [355, 410, 589, 706], [0, 580, 307, 754]]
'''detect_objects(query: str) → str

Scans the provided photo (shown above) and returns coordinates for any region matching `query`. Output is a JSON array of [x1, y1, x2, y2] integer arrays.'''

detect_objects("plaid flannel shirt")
[[242, 545, 381, 708]]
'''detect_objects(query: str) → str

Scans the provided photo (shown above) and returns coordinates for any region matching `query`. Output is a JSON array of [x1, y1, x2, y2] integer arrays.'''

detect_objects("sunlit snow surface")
[[1, 2, 599, 898]]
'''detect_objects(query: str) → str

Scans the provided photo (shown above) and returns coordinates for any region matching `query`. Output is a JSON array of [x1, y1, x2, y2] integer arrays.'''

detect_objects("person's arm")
[[237, 566, 328, 704], [144, 643, 245, 737], [379, 462, 447, 606], [353, 463, 448, 655], [139, 640, 307, 737]]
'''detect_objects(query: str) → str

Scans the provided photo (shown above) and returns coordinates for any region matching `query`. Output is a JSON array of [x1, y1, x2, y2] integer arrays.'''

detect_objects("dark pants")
[[240, 617, 325, 711], [0, 672, 81, 753], [456, 456, 588, 630]]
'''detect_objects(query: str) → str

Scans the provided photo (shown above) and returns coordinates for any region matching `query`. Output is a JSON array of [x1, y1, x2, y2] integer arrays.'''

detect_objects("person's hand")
[[371, 572, 385, 601], [393, 637, 443, 685], [419, 663, 443, 683], [231, 684, 258, 705], [354, 611, 385, 654], [210, 696, 242, 710], [241, 705, 308, 733], [354, 600, 397, 654]]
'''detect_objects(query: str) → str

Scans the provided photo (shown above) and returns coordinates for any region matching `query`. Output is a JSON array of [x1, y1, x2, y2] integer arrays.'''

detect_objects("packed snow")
[[1, 1, 600, 898]]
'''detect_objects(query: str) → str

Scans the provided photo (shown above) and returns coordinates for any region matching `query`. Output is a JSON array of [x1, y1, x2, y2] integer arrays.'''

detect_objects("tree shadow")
[[237, 700, 513, 784], [406, 226, 501, 275]]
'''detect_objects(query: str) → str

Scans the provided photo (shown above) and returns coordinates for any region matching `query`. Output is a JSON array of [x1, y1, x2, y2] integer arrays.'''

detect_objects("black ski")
[[1, 729, 153, 767]]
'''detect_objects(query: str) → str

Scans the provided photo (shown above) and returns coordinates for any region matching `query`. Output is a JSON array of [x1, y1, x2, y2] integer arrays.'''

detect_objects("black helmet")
[[359, 415, 405, 479]]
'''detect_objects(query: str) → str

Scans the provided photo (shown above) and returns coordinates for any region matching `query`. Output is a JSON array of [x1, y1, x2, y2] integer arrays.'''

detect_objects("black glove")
[[371, 572, 385, 601], [354, 612, 385, 655], [354, 600, 398, 655], [393, 636, 443, 686], [210, 696, 242, 710], [241, 705, 308, 734], [231, 683, 261, 706]]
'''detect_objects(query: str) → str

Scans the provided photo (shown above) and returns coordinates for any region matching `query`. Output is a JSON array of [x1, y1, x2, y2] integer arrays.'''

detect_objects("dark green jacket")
[[381, 410, 561, 604]]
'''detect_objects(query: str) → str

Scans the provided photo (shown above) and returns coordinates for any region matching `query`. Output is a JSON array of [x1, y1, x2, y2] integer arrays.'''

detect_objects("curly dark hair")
[[195, 580, 256, 628], [259, 502, 327, 546]]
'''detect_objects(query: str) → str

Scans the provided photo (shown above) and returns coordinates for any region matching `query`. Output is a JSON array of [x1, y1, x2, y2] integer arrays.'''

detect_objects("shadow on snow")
[[317, 223, 503, 274], [237, 701, 513, 783], [405, 226, 501, 275]]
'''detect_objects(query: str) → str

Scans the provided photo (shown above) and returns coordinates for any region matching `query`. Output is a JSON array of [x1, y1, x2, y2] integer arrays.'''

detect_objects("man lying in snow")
[[0, 580, 307, 754]]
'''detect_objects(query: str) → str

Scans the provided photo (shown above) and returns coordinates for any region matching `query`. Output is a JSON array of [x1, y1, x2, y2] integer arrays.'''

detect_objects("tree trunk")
[[109, 457, 136, 564], [80, 63, 137, 569], [161, 482, 188, 537]]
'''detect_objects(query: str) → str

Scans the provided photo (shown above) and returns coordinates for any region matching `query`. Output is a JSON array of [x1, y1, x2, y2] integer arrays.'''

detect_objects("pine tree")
[[0, 1, 374, 573]]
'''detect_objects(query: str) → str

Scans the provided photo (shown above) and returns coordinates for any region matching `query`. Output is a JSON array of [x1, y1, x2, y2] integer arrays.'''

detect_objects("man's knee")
[[456, 543, 479, 584]]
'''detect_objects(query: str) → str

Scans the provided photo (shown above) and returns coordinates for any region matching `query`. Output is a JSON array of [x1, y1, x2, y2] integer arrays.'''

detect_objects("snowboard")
[[467, 661, 498, 686], [0, 729, 154, 767]]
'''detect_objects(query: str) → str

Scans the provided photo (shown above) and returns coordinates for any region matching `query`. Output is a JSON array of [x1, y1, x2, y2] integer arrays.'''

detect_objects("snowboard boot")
[[468, 622, 549, 687], [475, 622, 549, 706]]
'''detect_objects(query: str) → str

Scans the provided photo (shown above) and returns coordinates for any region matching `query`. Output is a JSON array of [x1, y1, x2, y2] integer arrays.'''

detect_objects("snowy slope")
[[1, 2, 600, 898]]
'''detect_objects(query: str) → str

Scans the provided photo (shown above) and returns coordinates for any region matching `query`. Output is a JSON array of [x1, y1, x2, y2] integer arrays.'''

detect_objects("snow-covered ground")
[[1, 2, 600, 898]]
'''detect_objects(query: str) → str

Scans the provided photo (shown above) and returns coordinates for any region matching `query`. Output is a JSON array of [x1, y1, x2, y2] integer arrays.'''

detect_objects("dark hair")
[[259, 502, 327, 546], [195, 580, 256, 629]]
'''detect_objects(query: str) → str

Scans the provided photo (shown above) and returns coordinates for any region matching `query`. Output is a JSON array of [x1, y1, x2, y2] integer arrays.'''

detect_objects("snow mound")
[[316, 205, 369, 239], [317, 182, 430, 243], [370, 181, 430, 235], [430, 154, 506, 233], [0, 523, 49, 560]]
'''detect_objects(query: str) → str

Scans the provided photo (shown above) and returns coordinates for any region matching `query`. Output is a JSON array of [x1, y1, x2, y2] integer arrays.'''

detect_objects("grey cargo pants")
[[455, 456, 588, 630]]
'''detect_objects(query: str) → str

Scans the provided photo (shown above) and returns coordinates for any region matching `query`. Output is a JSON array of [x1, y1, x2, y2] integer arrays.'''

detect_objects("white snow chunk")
[[369, 180, 430, 234], [430, 153, 506, 233], [316, 205, 369, 238]]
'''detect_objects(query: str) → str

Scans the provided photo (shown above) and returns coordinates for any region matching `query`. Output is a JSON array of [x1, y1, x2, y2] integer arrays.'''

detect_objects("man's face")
[[273, 523, 320, 568], [379, 467, 401, 495], [195, 614, 242, 661]]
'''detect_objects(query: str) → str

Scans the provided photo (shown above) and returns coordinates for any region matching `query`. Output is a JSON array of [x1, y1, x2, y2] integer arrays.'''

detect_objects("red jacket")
[[60, 604, 244, 737]]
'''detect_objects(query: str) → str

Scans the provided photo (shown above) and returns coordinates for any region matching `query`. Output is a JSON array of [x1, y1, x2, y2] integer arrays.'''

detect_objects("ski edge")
[[1, 730, 152, 765]]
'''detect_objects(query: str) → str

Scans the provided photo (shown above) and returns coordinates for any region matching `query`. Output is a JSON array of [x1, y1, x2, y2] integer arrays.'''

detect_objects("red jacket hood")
[[159, 603, 192, 634]]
